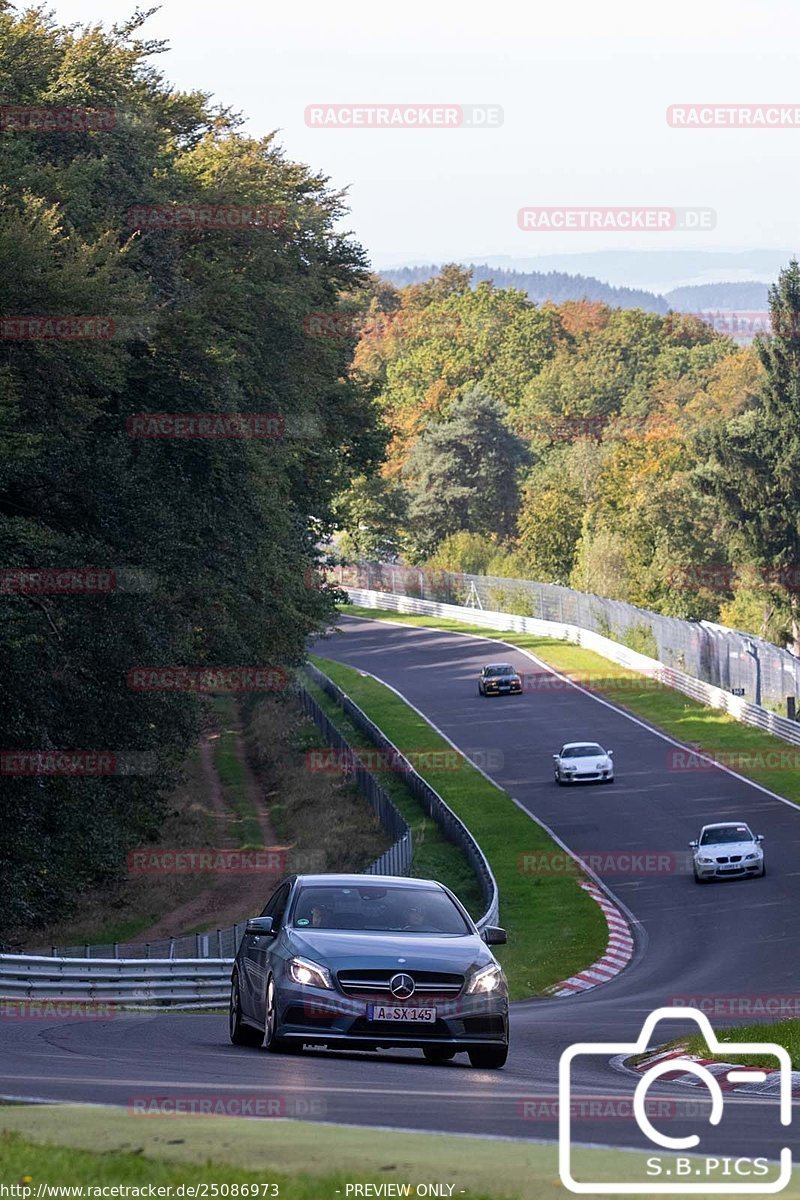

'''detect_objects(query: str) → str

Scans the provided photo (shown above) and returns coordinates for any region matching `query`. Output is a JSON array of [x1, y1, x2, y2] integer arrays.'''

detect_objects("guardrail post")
[[113, 942, 119, 959], [51, 946, 56, 958], [169, 937, 175, 960], [146, 943, 151, 959], [195, 932, 201, 958], [84, 943, 89, 957], [216, 929, 222, 956]]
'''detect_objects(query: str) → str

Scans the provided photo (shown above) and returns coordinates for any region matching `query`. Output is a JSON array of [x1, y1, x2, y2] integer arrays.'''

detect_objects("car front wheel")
[[229, 973, 261, 1047], [262, 975, 290, 1053], [468, 1044, 508, 1069], [693, 868, 708, 885]]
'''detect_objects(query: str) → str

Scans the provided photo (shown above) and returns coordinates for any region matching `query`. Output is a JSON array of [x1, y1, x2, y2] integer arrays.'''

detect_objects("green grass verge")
[[341, 605, 800, 806], [304, 670, 484, 919], [311, 655, 607, 1000], [4, 1106, 798, 1199], [211, 697, 263, 846], [651, 1019, 800, 1069]]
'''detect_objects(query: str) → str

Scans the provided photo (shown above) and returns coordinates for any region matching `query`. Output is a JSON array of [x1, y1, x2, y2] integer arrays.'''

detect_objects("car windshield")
[[291, 885, 471, 934], [562, 744, 603, 757], [486, 665, 515, 677], [700, 826, 752, 845]]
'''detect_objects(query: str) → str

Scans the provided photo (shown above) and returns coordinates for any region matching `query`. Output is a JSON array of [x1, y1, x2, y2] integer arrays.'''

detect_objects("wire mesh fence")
[[336, 562, 800, 715]]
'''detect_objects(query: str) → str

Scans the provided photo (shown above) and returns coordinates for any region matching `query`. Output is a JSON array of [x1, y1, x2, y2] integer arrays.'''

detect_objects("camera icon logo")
[[559, 1006, 792, 1194]]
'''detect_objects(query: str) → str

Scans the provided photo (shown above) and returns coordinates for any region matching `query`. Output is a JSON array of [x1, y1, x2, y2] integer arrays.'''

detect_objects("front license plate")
[[367, 1004, 436, 1022]]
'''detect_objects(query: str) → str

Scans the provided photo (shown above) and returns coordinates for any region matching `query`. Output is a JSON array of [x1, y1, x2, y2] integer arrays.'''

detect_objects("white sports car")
[[553, 742, 614, 785], [690, 822, 765, 883]]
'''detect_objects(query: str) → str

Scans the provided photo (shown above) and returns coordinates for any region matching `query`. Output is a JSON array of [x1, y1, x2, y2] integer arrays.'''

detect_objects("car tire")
[[261, 975, 291, 1054], [422, 1047, 456, 1064], [555, 771, 563, 786], [478, 684, 483, 696], [759, 861, 767, 877], [468, 1044, 508, 1069], [693, 868, 707, 885], [229, 973, 261, 1047], [602, 776, 614, 784]]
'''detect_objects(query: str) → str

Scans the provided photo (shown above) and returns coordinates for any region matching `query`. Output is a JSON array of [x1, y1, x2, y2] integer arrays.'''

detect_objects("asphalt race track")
[[3, 614, 799, 1163]]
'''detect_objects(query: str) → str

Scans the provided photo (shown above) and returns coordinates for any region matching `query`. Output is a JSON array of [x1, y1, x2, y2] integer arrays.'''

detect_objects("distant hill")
[[381, 264, 668, 313], [663, 281, 769, 311], [376, 250, 793, 291], [379, 263, 773, 316]]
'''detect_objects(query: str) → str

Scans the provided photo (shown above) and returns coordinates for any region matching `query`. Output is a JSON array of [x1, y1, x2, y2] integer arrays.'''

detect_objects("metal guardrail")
[[0, 953, 231, 1007], [338, 561, 800, 714], [345, 587, 800, 749], [305, 664, 500, 930], [4, 667, 500, 1002]]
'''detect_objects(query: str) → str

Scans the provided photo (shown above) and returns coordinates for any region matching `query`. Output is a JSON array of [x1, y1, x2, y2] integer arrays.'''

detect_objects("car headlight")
[[287, 956, 333, 989], [563, 764, 576, 772], [466, 963, 505, 995], [745, 853, 757, 861], [698, 857, 713, 864]]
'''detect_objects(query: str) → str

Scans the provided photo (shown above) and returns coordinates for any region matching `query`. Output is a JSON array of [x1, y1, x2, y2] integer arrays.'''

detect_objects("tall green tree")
[[0, 6, 380, 935], [697, 259, 800, 650], [403, 387, 529, 558]]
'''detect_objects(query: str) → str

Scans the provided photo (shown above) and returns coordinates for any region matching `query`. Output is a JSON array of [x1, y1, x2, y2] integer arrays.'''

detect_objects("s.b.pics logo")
[[559, 1008, 791, 1194]]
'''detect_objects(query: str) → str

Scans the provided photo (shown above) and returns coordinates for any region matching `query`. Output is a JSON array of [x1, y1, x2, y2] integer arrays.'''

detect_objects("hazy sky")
[[48, 0, 800, 268]]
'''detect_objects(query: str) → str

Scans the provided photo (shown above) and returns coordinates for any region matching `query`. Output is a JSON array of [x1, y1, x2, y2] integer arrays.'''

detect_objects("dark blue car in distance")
[[229, 873, 509, 1068]]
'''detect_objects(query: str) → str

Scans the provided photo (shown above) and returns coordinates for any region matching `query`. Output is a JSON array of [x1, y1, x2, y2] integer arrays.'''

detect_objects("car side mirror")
[[607, 750, 614, 758], [246, 915, 275, 936], [482, 926, 507, 945], [756, 834, 765, 843], [689, 840, 698, 849], [552, 753, 559, 760]]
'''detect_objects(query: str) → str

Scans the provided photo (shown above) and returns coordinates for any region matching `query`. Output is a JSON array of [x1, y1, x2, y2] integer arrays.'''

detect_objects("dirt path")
[[135, 710, 282, 942]]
